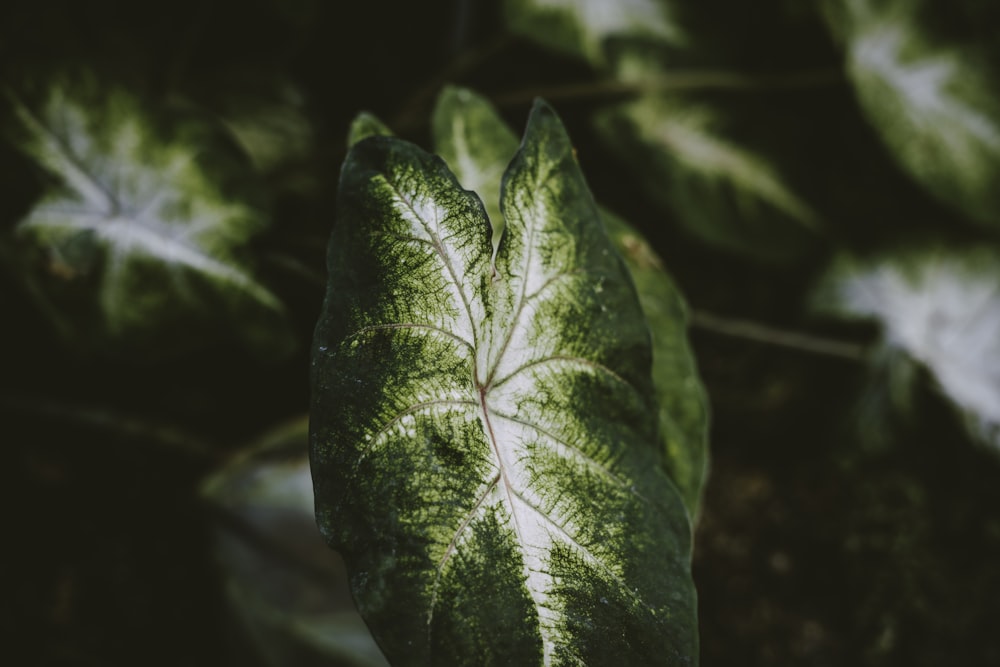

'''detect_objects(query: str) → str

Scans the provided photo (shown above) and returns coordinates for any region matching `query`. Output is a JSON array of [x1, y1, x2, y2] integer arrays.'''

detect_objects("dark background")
[[3, 0, 1000, 664]]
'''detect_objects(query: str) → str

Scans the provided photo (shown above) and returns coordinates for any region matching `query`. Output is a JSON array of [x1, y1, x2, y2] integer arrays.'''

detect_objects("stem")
[[690, 310, 868, 361], [261, 251, 326, 289], [490, 68, 845, 107]]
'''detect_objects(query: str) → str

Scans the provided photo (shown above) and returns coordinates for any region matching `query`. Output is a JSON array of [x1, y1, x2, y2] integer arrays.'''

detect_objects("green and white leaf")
[[5, 79, 292, 356], [312, 100, 697, 665], [816, 245, 1000, 449], [596, 92, 822, 261], [505, 0, 685, 66], [837, 0, 1000, 227], [430, 85, 707, 514]]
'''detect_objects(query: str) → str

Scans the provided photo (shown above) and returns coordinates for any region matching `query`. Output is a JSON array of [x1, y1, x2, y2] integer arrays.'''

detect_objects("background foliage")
[[4, 0, 1000, 665]]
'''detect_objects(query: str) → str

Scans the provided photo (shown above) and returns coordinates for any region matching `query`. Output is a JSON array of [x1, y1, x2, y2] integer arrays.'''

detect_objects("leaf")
[[202, 418, 389, 667], [429, 86, 707, 514], [312, 100, 697, 665], [816, 245, 1000, 448], [347, 112, 394, 150], [596, 93, 822, 261], [836, 0, 1000, 227], [504, 0, 686, 66], [5, 77, 293, 358], [432, 86, 519, 256], [599, 208, 708, 514]]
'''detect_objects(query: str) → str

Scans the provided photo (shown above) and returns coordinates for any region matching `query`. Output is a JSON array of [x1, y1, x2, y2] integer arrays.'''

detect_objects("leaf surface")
[[312, 100, 697, 665]]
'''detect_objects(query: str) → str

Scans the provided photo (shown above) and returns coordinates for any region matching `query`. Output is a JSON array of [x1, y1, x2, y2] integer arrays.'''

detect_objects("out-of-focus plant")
[[3, 74, 294, 359]]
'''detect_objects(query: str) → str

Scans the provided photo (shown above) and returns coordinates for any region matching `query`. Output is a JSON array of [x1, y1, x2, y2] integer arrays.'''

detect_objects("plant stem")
[[490, 68, 845, 107], [690, 309, 868, 361]]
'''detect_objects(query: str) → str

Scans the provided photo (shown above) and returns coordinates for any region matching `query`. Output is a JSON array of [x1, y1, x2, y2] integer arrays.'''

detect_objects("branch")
[[490, 68, 845, 107], [690, 310, 868, 361]]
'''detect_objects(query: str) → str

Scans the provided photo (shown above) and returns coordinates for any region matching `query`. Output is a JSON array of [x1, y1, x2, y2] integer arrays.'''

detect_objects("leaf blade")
[[312, 102, 697, 665]]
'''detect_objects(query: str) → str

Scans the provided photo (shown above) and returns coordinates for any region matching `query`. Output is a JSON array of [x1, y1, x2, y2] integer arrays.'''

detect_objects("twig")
[[690, 309, 868, 361], [262, 251, 326, 289], [490, 67, 845, 107]]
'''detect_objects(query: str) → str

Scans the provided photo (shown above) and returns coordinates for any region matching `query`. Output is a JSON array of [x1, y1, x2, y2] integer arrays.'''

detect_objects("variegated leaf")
[[836, 0, 1000, 227], [504, 0, 686, 66], [311, 100, 697, 665], [816, 245, 1000, 449], [596, 93, 822, 261], [5, 77, 292, 357]]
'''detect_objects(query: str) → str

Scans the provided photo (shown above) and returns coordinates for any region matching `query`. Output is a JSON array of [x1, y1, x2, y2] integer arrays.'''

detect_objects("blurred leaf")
[[596, 92, 823, 262], [346, 112, 392, 148], [816, 245, 1000, 448], [429, 85, 708, 515], [211, 77, 315, 180], [4, 76, 294, 358], [202, 418, 389, 667], [834, 0, 1000, 227], [504, 0, 685, 66], [313, 100, 697, 664]]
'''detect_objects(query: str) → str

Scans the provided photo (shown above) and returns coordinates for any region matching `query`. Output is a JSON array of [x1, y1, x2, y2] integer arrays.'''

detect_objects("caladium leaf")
[[312, 100, 697, 664], [596, 92, 822, 261], [834, 0, 1000, 227], [429, 86, 707, 514], [504, 0, 686, 66], [5, 78, 293, 358], [816, 245, 1000, 449]]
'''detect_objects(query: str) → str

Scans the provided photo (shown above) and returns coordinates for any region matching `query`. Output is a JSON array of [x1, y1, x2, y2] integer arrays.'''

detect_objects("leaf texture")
[[311, 100, 697, 665]]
